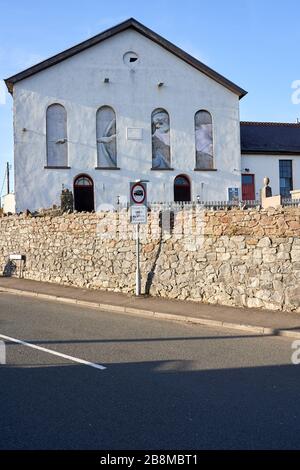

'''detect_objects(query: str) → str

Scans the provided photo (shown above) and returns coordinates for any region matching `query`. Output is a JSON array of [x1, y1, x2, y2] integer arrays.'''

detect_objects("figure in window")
[[195, 111, 213, 170], [97, 106, 117, 167], [152, 109, 171, 169]]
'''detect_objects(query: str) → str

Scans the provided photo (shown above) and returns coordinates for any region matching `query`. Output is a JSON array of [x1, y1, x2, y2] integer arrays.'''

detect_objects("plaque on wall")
[[127, 128, 143, 140]]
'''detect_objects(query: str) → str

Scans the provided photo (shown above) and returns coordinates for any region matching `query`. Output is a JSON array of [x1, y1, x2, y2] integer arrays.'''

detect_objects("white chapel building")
[[5, 18, 300, 212]]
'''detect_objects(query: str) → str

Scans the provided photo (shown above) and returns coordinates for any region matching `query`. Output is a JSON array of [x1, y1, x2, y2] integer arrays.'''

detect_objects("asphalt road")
[[0, 292, 299, 450]]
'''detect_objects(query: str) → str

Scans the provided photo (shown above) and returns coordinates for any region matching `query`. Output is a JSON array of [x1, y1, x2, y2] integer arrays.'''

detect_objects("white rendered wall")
[[242, 154, 300, 199], [2, 193, 16, 214], [13, 29, 242, 212]]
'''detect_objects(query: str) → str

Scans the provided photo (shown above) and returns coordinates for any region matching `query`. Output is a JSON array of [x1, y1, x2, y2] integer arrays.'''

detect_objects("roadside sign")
[[130, 205, 147, 224], [129, 180, 149, 296], [130, 182, 147, 206]]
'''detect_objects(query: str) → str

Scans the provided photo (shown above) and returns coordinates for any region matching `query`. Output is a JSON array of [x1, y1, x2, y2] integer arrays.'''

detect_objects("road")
[[0, 292, 299, 450]]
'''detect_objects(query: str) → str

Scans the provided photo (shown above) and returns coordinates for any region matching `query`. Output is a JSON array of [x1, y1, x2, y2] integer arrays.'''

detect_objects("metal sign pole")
[[130, 179, 149, 297], [7, 162, 10, 194], [136, 223, 141, 296]]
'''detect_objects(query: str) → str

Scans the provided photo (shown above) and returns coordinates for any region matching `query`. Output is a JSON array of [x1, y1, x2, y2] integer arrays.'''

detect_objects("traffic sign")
[[130, 205, 147, 224], [130, 182, 147, 206], [129, 180, 149, 296]]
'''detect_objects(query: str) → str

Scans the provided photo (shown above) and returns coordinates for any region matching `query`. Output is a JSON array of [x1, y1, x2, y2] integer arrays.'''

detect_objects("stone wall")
[[0, 206, 299, 312]]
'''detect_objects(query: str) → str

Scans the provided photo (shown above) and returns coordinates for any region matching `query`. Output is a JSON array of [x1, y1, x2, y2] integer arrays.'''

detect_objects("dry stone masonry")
[[0, 206, 299, 313]]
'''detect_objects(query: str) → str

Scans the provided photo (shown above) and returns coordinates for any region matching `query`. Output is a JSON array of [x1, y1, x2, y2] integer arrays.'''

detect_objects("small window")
[[195, 110, 213, 170], [242, 175, 253, 185], [74, 176, 93, 186]]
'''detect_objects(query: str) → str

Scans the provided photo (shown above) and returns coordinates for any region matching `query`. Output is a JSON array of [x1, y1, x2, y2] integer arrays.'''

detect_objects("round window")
[[123, 51, 139, 67]]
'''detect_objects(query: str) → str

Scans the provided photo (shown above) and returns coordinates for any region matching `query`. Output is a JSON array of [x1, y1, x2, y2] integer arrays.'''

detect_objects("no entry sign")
[[129, 181, 149, 296], [130, 182, 147, 206], [130, 181, 148, 225]]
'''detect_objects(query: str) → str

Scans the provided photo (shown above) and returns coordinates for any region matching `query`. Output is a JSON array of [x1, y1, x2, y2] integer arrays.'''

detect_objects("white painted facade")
[[12, 28, 242, 212], [242, 154, 300, 199]]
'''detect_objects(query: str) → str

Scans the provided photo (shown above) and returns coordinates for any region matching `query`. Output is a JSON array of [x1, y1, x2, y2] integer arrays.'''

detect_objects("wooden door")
[[242, 174, 255, 201]]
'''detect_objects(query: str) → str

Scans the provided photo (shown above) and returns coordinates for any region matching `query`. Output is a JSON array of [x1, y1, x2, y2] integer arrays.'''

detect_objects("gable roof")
[[5, 18, 247, 98], [241, 121, 300, 154]]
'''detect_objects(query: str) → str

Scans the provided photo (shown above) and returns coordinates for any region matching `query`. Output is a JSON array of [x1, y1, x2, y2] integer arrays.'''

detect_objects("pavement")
[[0, 291, 300, 449], [0, 276, 300, 338]]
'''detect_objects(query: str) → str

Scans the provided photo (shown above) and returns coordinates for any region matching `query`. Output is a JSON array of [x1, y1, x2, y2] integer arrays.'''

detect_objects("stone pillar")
[[261, 176, 272, 199], [261, 177, 282, 209]]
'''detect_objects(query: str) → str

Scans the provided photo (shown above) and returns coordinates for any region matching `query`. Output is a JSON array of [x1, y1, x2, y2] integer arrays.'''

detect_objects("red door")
[[242, 174, 255, 200]]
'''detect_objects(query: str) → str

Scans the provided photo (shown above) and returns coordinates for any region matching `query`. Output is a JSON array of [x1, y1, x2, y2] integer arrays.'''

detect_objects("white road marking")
[[0, 333, 106, 370]]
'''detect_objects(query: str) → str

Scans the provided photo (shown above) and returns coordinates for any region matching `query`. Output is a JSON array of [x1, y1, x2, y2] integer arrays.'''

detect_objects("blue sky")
[[1, 0, 300, 194]]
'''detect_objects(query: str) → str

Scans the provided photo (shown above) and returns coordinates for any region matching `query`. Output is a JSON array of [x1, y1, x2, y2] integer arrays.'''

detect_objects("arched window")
[[151, 108, 171, 169], [174, 174, 191, 202], [46, 104, 68, 167], [195, 110, 213, 170], [74, 176, 93, 186], [96, 106, 117, 168]]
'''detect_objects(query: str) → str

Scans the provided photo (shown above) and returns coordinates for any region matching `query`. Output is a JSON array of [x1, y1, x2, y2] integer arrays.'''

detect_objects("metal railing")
[[116, 199, 300, 212], [149, 200, 260, 211], [282, 198, 300, 207]]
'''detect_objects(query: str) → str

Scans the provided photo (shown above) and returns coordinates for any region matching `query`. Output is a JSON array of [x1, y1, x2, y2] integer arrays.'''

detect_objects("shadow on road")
[[1, 360, 300, 450], [1, 334, 269, 346]]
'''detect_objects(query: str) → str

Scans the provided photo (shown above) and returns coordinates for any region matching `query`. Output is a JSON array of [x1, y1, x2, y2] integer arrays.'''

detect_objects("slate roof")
[[241, 121, 300, 154], [5, 18, 247, 98]]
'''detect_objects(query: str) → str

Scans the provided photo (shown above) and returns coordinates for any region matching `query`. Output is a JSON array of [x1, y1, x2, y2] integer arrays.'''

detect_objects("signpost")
[[130, 182, 147, 207], [130, 181, 148, 296], [130, 205, 147, 224]]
